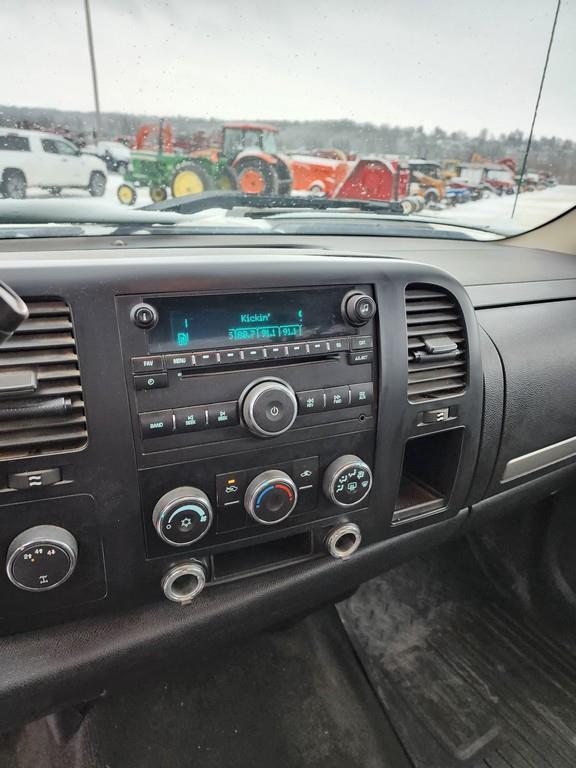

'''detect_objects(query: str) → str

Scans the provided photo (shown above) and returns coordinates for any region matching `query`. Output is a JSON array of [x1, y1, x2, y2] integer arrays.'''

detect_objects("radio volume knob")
[[241, 379, 298, 438], [245, 470, 298, 525], [153, 487, 213, 547]]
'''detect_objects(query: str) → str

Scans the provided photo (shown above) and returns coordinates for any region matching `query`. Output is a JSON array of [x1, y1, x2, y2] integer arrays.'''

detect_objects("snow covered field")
[[18, 174, 576, 234]]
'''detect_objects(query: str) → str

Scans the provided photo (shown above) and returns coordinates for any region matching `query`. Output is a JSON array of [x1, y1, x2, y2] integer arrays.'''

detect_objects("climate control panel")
[[146, 453, 373, 553]]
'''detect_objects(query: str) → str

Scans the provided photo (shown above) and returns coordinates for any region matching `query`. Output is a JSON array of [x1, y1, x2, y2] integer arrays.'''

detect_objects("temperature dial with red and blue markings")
[[244, 470, 298, 525], [152, 487, 214, 547]]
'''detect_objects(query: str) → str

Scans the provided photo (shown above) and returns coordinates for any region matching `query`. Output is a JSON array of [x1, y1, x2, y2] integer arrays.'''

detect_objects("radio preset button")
[[140, 410, 174, 438], [132, 355, 164, 374], [242, 347, 266, 362], [297, 389, 325, 413], [264, 344, 288, 359], [325, 386, 350, 410], [207, 402, 239, 429], [286, 343, 308, 357], [220, 349, 243, 364], [165, 353, 194, 369], [350, 382, 374, 406], [350, 336, 373, 350], [195, 351, 219, 367], [134, 372, 168, 390], [308, 340, 330, 355]]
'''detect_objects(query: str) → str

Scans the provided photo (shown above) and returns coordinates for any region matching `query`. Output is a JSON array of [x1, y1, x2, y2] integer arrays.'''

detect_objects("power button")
[[241, 380, 298, 438], [131, 303, 158, 330]]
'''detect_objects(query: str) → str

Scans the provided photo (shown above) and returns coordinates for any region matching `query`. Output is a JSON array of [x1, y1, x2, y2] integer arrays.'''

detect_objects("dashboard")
[[0, 234, 575, 732]]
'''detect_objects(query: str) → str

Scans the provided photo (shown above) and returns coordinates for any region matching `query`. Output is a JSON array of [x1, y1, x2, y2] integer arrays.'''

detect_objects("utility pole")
[[83, 0, 102, 143]]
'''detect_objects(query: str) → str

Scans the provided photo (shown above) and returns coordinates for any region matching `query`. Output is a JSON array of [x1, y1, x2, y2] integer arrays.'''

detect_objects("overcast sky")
[[1, 0, 574, 139]]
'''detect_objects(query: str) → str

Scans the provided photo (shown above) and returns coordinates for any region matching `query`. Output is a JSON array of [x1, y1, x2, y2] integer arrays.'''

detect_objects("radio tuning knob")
[[244, 470, 298, 525], [241, 379, 298, 438], [152, 487, 213, 547], [343, 292, 376, 326]]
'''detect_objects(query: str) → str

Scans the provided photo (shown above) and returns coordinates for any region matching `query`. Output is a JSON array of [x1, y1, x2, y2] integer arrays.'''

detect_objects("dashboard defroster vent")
[[0, 300, 87, 459], [405, 285, 467, 403]]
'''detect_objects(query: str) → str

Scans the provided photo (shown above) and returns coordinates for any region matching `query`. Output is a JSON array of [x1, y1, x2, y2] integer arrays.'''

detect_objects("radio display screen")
[[146, 288, 353, 353]]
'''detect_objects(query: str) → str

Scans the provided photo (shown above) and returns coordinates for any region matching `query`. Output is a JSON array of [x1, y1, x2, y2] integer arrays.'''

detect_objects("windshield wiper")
[[145, 191, 501, 238], [144, 190, 408, 216]]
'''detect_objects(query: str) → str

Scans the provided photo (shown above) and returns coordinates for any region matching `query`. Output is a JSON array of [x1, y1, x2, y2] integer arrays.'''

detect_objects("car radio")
[[117, 284, 378, 570]]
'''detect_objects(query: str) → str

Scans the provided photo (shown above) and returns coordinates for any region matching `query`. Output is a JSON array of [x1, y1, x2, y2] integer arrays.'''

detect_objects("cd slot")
[[179, 352, 341, 377]]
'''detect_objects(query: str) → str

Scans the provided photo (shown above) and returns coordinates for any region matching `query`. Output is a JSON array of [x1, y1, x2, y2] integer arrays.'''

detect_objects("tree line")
[[1, 105, 574, 182]]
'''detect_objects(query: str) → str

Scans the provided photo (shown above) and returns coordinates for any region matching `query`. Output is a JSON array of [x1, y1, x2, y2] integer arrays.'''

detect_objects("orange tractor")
[[215, 123, 293, 196]]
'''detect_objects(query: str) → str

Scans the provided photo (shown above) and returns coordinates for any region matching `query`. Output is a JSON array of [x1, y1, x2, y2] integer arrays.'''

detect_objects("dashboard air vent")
[[405, 285, 467, 403], [0, 300, 87, 460]]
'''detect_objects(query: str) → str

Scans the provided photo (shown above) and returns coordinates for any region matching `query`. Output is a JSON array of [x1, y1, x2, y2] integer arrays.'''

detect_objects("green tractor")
[[117, 121, 292, 205], [116, 121, 238, 206]]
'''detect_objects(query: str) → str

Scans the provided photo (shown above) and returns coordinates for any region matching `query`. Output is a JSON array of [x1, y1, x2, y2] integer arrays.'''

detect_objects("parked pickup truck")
[[0, 128, 107, 198]]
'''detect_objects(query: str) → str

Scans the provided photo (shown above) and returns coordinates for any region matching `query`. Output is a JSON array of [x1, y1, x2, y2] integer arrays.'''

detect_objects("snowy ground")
[[23, 172, 154, 207], [20, 174, 576, 233], [425, 184, 576, 232]]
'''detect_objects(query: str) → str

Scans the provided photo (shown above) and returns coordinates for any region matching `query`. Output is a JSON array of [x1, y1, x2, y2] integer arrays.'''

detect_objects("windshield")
[[0, 0, 574, 239]]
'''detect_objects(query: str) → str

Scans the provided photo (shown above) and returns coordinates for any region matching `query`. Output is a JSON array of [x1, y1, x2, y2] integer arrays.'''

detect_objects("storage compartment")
[[211, 532, 314, 580], [394, 429, 463, 524], [478, 301, 576, 493]]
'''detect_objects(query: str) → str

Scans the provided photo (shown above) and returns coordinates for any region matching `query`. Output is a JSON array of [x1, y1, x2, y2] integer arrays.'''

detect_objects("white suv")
[[0, 129, 107, 199]]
